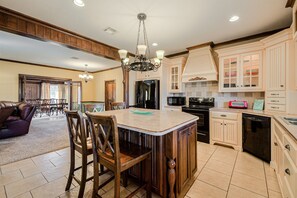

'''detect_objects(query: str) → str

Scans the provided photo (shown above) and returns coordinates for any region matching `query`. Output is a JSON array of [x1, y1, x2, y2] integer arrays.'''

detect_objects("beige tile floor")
[[0, 142, 281, 198]]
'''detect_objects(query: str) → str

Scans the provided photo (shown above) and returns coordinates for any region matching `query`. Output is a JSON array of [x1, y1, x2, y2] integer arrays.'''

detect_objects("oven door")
[[182, 108, 210, 143]]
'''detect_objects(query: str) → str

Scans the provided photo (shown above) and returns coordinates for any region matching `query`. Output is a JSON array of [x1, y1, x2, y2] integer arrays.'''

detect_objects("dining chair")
[[86, 112, 152, 198], [110, 102, 126, 110], [64, 110, 95, 198]]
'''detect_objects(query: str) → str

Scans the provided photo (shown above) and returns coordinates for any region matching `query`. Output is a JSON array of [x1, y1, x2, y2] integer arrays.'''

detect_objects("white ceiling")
[[0, 31, 120, 72], [0, 0, 292, 70]]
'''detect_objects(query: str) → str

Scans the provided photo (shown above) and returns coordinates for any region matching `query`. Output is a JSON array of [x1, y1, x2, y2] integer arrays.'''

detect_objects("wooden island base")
[[118, 122, 197, 198]]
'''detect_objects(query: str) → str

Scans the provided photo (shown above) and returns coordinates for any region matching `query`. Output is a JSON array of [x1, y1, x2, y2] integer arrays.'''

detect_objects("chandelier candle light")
[[79, 64, 93, 83], [118, 13, 165, 72]]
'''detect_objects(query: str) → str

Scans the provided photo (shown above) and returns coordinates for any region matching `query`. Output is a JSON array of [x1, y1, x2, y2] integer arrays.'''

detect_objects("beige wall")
[[93, 67, 124, 102], [0, 60, 95, 101]]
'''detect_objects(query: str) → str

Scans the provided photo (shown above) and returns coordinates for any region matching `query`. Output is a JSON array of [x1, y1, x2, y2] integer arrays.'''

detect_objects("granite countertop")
[[87, 108, 198, 136], [210, 107, 297, 140]]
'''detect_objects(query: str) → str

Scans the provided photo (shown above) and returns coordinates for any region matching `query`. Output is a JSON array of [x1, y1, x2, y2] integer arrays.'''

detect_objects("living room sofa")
[[0, 101, 36, 139]]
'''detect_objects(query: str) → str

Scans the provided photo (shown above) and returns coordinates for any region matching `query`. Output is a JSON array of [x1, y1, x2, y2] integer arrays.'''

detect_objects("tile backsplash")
[[178, 82, 265, 109]]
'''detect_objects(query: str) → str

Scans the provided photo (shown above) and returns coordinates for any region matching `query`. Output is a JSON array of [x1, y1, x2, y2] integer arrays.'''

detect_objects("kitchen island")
[[90, 108, 198, 198]]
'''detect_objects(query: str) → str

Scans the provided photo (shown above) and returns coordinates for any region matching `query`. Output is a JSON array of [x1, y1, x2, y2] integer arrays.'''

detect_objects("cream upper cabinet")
[[266, 43, 286, 91], [216, 42, 264, 92], [136, 67, 162, 80], [167, 57, 186, 93]]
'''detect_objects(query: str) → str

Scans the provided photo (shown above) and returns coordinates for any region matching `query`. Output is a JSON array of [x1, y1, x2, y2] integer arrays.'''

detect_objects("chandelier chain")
[[135, 19, 142, 56], [142, 20, 151, 59]]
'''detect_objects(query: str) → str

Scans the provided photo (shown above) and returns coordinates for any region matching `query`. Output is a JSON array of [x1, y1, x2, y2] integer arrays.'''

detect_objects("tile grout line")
[[224, 149, 238, 198], [263, 162, 270, 197], [196, 145, 218, 178], [3, 185, 8, 198]]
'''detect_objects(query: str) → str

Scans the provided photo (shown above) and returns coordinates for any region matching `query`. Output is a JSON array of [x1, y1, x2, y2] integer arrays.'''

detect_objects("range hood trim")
[[182, 45, 218, 83]]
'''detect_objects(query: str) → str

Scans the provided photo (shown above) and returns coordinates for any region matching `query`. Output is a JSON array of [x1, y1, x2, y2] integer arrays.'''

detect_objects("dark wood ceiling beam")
[[0, 6, 120, 61], [286, 0, 296, 8]]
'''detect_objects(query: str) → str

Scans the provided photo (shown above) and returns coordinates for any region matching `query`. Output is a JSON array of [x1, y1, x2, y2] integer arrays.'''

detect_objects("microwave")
[[167, 97, 186, 106]]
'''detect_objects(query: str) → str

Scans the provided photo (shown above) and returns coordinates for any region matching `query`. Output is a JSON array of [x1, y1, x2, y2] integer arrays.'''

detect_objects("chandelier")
[[79, 64, 94, 83], [118, 13, 165, 72]]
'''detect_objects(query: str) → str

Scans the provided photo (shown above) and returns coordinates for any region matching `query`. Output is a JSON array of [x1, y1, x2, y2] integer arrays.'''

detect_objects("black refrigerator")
[[135, 80, 160, 109]]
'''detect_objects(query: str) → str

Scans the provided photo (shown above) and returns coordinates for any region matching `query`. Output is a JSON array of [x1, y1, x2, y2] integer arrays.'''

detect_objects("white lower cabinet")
[[272, 120, 297, 198], [210, 111, 241, 150]]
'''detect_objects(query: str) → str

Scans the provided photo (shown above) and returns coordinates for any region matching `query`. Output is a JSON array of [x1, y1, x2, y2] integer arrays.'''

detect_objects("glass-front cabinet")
[[222, 56, 240, 89], [168, 57, 186, 93], [219, 50, 262, 92]]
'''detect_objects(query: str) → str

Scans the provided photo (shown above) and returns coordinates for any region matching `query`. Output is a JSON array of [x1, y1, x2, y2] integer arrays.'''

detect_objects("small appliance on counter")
[[228, 100, 248, 109], [167, 96, 186, 106]]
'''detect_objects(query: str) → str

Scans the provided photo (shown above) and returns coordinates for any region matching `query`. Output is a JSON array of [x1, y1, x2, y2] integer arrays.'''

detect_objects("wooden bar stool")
[[86, 112, 152, 198], [64, 110, 95, 198], [110, 102, 126, 110]]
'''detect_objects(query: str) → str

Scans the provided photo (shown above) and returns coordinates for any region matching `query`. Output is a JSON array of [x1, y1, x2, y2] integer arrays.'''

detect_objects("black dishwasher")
[[242, 114, 271, 162]]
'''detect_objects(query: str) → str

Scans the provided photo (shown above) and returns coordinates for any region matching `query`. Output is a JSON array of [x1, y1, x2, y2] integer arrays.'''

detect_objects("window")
[[50, 84, 59, 99]]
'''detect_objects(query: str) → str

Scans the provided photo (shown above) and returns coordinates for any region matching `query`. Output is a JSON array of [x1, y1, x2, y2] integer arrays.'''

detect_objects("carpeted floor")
[[0, 116, 69, 165]]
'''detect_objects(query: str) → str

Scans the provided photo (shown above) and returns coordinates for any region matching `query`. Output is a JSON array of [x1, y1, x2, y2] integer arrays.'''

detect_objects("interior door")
[[69, 81, 82, 110], [105, 80, 116, 111]]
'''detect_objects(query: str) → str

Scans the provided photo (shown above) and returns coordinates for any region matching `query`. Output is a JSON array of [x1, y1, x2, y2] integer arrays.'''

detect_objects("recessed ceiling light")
[[104, 27, 117, 35], [74, 0, 85, 7], [152, 43, 158, 47], [229, 16, 239, 22]]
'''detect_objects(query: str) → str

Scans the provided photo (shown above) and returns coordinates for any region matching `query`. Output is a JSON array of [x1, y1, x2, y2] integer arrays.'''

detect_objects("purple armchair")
[[0, 102, 36, 139]]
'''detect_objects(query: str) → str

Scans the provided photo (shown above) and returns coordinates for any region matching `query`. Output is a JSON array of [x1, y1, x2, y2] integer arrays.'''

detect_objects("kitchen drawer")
[[211, 111, 238, 120], [266, 104, 286, 112], [284, 134, 297, 166], [283, 152, 297, 198], [267, 91, 286, 98], [267, 98, 286, 105], [274, 121, 284, 143]]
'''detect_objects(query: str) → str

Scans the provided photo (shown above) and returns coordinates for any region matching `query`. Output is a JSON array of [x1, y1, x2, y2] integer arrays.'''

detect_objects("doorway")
[[105, 80, 116, 111]]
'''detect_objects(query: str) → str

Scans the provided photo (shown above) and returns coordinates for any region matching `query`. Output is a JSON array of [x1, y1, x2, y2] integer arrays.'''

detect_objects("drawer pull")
[[271, 100, 279, 102], [280, 85, 284, 87], [221, 123, 223, 125], [220, 115, 227, 117], [271, 94, 279, 96], [285, 168, 291, 175], [271, 106, 279, 109], [285, 144, 291, 151], [274, 142, 278, 146]]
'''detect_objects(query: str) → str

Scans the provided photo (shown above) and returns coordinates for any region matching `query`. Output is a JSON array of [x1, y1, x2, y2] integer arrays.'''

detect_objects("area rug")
[[0, 116, 69, 165]]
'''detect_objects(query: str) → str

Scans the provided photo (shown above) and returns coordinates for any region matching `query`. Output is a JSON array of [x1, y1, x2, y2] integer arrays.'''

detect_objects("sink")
[[289, 121, 297, 125], [284, 117, 297, 121], [282, 117, 297, 125]]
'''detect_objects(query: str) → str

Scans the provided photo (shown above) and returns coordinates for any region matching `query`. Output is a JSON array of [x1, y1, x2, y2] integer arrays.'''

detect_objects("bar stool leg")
[[114, 171, 121, 198], [78, 155, 87, 198], [65, 148, 75, 191], [92, 157, 100, 198]]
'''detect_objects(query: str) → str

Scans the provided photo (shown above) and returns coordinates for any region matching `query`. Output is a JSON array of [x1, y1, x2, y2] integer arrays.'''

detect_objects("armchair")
[[0, 102, 36, 139]]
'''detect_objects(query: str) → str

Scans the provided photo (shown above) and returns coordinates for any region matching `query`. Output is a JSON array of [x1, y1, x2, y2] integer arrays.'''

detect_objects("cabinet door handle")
[[220, 123, 223, 125], [220, 115, 227, 117], [224, 124, 227, 126], [285, 144, 291, 151], [274, 142, 278, 146], [285, 168, 291, 175], [280, 85, 284, 87], [271, 94, 279, 96]]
